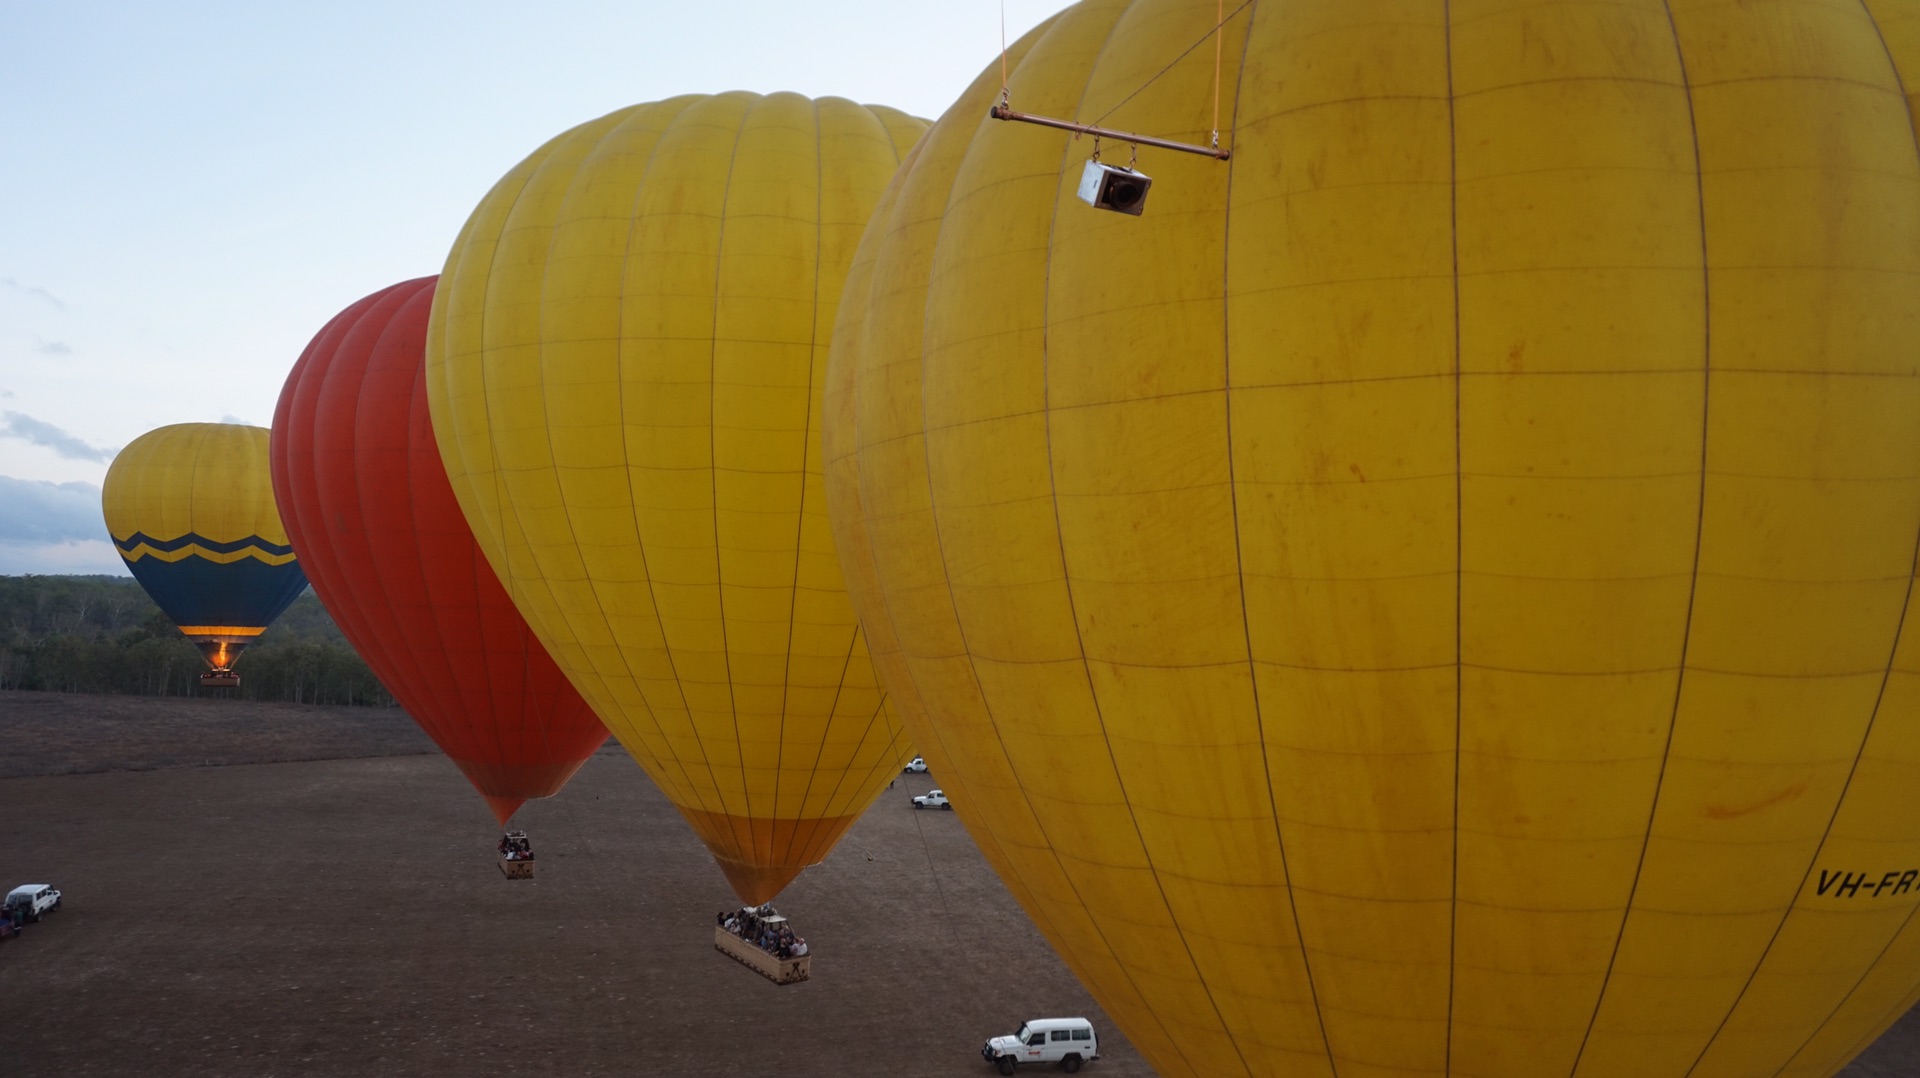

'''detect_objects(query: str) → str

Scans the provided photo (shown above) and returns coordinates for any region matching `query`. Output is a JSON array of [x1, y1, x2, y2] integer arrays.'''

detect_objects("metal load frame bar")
[[989, 104, 1231, 161]]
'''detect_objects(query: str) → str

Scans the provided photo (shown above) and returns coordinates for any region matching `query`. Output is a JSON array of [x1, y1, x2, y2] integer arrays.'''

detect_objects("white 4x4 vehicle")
[[912, 789, 951, 810], [982, 1017, 1098, 1073], [5, 884, 62, 924]]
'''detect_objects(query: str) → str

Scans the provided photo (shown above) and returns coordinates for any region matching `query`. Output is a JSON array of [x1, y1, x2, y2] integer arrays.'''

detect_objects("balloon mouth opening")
[[451, 760, 598, 827], [677, 808, 861, 905], [187, 636, 256, 672], [482, 795, 527, 828], [713, 859, 808, 907]]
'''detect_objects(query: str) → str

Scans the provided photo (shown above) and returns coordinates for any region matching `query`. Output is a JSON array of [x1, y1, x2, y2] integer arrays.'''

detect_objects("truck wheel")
[[943, 803, 953, 810], [1062, 1056, 1083, 1073], [997, 1057, 1016, 1076]]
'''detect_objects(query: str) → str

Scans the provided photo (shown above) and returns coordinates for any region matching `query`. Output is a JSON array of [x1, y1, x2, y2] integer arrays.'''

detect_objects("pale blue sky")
[[0, 0, 1059, 573]]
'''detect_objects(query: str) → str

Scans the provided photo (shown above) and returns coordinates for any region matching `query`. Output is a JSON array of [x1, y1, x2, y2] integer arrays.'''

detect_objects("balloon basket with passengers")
[[713, 904, 811, 986], [497, 830, 535, 879]]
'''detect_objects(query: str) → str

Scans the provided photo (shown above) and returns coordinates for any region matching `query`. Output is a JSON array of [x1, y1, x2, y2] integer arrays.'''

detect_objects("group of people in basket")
[[497, 833, 534, 862], [718, 904, 809, 960]]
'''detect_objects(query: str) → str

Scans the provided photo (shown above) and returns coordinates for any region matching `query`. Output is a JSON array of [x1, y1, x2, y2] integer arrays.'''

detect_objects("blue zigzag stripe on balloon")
[[112, 532, 297, 558]]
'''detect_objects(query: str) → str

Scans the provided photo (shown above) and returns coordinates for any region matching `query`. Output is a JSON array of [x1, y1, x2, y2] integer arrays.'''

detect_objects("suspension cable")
[[1089, 0, 1252, 131], [1212, 0, 1223, 147], [999, 0, 1010, 107]]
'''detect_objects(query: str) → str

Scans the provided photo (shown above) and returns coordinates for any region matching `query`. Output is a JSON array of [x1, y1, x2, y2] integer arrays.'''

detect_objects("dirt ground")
[[1, 690, 1916, 1077], [0, 691, 442, 779], [0, 691, 1145, 1077]]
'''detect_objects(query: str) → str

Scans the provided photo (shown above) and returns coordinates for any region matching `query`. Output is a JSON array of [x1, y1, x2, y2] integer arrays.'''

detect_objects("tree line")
[[0, 575, 393, 706]]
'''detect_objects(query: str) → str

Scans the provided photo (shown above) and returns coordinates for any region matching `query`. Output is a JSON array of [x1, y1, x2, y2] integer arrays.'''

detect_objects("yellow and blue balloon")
[[102, 423, 307, 685]]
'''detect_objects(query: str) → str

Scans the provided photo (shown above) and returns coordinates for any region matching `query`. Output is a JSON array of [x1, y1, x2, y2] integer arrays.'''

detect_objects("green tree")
[[0, 575, 394, 706]]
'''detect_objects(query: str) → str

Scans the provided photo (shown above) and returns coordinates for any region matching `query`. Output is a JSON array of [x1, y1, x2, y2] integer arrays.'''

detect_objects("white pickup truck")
[[912, 789, 951, 810], [5, 884, 62, 924]]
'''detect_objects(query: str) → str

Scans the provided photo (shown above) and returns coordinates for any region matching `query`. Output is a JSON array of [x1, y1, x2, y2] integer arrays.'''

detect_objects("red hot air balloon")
[[271, 276, 608, 825]]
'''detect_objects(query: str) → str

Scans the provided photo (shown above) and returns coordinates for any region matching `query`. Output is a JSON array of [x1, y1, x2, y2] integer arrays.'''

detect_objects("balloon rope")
[[999, 0, 1010, 107], [1090, 0, 1251, 130], [1211, 0, 1222, 147], [909, 783, 956, 928]]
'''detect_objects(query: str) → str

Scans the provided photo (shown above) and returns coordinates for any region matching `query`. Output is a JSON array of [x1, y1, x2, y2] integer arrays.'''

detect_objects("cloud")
[[0, 411, 117, 463], [0, 539, 128, 576], [1, 276, 66, 310], [35, 338, 73, 357], [0, 476, 106, 545], [219, 414, 253, 426]]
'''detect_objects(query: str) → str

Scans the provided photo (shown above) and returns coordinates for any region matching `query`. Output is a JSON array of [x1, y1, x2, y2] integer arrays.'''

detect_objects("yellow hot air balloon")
[[102, 423, 308, 685], [825, 2, 1920, 1076], [427, 92, 928, 903]]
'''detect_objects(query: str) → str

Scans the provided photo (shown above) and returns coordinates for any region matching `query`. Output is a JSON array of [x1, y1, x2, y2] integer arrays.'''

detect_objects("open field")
[[1, 689, 1916, 1077], [0, 691, 439, 779], [0, 691, 1142, 1077]]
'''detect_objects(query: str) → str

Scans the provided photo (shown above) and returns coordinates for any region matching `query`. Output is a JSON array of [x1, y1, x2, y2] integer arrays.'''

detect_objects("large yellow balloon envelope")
[[825, 2, 1920, 1076], [102, 423, 308, 680], [427, 92, 927, 903]]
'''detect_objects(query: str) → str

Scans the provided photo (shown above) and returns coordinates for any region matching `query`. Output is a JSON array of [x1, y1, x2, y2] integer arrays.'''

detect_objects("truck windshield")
[[1014, 1025, 1030, 1042]]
